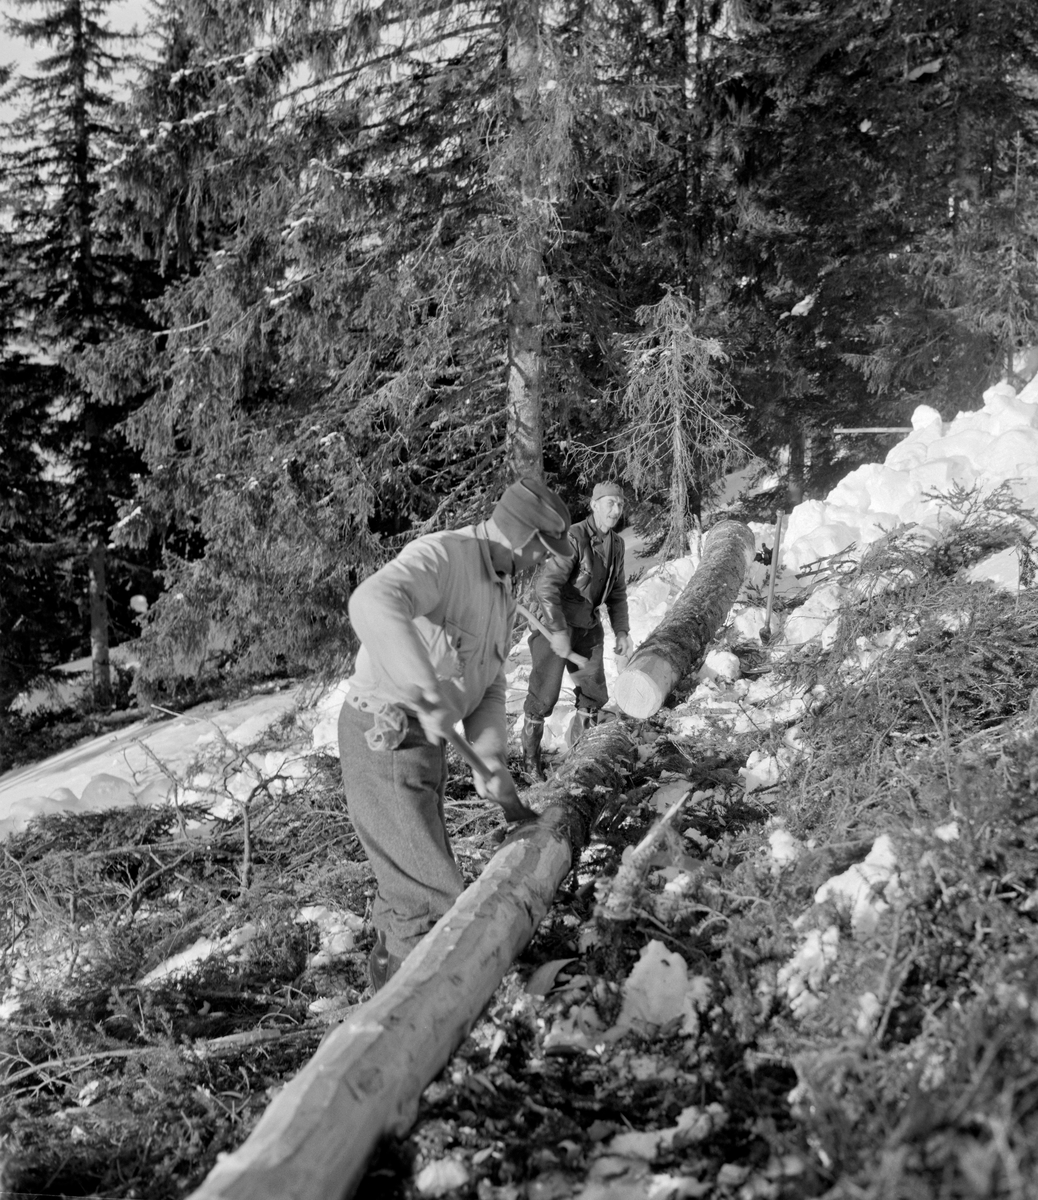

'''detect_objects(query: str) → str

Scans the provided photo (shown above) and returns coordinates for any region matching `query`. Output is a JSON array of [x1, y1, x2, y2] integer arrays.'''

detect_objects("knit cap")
[[492, 478, 571, 555]]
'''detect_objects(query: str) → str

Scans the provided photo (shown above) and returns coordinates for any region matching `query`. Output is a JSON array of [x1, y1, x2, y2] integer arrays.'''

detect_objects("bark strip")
[[188, 721, 637, 1200], [614, 521, 755, 718]]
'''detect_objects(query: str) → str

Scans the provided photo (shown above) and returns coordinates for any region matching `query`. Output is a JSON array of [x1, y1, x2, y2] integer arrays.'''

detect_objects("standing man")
[[522, 481, 634, 781], [338, 477, 572, 991]]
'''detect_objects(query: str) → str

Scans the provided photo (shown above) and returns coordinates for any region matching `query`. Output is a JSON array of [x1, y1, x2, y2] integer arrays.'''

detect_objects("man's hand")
[[480, 764, 537, 824], [413, 686, 453, 745], [547, 628, 573, 662], [614, 632, 635, 658]]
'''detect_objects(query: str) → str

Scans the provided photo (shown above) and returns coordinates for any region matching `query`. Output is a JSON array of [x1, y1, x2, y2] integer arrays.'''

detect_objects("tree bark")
[[614, 520, 755, 718], [87, 535, 111, 707], [187, 721, 638, 1200], [504, 0, 546, 480], [506, 248, 545, 479]]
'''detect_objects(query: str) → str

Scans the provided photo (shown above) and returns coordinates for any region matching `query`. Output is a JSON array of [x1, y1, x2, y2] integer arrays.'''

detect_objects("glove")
[[614, 632, 634, 658], [479, 762, 538, 824], [412, 685, 453, 746], [547, 629, 573, 662]]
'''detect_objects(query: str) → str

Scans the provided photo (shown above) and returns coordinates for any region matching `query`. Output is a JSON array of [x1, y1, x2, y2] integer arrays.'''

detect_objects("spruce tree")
[[97, 0, 712, 688], [719, 0, 1038, 463], [0, 220, 70, 717], [1, 0, 157, 706]]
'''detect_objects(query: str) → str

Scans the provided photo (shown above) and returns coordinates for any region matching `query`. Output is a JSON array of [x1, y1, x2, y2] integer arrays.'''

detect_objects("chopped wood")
[[186, 721, 638, 1200], [614, 521, 756, 718]]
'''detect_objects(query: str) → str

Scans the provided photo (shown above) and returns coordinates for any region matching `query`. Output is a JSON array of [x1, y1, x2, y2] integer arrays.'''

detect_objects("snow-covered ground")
[[1, 371, 1035, 1012]]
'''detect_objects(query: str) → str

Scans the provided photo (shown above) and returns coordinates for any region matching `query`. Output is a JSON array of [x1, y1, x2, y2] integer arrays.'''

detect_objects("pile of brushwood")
[[3, 515, 1038, 1199]]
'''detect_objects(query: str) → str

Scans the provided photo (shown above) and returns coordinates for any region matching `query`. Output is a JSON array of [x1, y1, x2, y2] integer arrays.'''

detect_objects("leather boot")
[[566, 707, 599, 749], [522, 716, 547, 782], [368, 930, 403, 993]]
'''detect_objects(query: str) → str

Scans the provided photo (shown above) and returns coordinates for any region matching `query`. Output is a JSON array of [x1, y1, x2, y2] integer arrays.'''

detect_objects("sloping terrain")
[[3, 521, 1038, 1199]]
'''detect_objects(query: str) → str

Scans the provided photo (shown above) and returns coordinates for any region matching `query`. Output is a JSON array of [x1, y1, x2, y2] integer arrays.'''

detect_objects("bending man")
[[338, 477, 572, 991], [522, 481, 634, 781]]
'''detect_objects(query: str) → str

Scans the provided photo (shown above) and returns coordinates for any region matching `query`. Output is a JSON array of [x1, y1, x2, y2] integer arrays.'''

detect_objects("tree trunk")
[[187, 721, 638, 1200], [506, 248, 545, 479], [666, 400, 688, 558], [614, 520, 755, 718], [504, 0, 545, 480], [87, 535, 111, 707]]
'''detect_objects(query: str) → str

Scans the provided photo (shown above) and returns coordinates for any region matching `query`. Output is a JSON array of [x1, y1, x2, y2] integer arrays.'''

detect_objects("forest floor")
[[3, 534, 1038, 1200]]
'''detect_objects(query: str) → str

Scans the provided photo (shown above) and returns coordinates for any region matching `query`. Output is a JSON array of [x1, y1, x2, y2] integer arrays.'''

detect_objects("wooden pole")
[[187, 721, 638, 1200], [613, 521, 755, 719], [762, 510, 784, 641], [832, 427, 911, 434]]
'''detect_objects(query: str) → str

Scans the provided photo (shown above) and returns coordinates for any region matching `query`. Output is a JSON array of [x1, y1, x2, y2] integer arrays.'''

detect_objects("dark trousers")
[[523, 625, 608, 719], [337, 700, 465, 960]]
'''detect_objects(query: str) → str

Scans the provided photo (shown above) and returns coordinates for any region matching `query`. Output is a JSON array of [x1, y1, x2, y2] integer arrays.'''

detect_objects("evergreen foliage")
[[0, 0, 160, 705], [3, 0, 1038, 698], [94, 0, 724, 688], [0, 348, 68, 711], [582, 289, 753, 556], [723, 0, 1038, 436]]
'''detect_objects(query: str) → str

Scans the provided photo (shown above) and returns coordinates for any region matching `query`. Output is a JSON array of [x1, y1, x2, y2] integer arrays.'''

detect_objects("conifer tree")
[[0, 220, 70, 717], [0, 0, 156, 706], [610, 290, 751, 557], [719, 0, 1038, 454], [97, 0, 707, 688]]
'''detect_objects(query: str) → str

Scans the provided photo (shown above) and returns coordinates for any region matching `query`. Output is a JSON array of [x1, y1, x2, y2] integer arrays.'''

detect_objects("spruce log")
[[188, 720, 637, 1200], [614, 520, 755, 718]]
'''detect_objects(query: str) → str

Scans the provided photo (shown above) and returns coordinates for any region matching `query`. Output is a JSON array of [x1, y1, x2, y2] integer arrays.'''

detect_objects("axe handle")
[[444, 727, 494, 783], [515, 603, 590, 670]]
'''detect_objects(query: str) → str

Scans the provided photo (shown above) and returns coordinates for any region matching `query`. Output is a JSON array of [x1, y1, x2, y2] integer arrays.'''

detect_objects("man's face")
[[590, 494, 624, 531], [512, 537, 551, 574]]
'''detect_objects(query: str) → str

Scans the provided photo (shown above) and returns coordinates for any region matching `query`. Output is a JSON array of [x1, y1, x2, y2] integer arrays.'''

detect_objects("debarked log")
[[187, 720, 638, 1200], [614, 520, 755, 719]]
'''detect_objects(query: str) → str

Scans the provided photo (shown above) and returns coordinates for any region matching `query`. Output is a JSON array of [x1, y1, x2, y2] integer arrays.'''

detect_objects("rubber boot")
[[522, 716, 547, 782], [368, 929, 403, 993], [566, 707, 599, 750]]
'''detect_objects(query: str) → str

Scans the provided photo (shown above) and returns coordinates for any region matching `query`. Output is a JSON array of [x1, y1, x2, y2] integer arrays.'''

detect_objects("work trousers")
[[523, 624, 608, 720], [337, 699, 465, 960]]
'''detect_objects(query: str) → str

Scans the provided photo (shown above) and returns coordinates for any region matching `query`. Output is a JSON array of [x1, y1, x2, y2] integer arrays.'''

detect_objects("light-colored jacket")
[[346, 523, 515, 761]]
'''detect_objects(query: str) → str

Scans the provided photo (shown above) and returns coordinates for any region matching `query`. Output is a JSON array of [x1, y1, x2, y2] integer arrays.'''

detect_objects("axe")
[[516, 603, 590, 669]]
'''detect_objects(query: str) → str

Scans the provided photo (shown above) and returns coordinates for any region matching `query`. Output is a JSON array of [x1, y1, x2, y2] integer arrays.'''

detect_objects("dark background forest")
[[3, 0, 1038, 742]]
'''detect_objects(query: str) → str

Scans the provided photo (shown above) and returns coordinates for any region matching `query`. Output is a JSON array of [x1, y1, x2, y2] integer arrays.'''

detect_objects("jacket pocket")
[[431, 619, 478, 681]]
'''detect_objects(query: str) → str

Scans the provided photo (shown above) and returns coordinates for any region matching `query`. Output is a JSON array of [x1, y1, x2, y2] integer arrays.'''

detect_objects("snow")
[[3, 373, 1038, 1019], [810, 833, 901, 938], [606, 939, 711, 1041], [0, 688, 302, 839]]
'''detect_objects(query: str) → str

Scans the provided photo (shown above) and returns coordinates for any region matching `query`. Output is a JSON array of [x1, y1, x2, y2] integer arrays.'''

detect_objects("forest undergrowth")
[[3, 534, 1038, 1199]]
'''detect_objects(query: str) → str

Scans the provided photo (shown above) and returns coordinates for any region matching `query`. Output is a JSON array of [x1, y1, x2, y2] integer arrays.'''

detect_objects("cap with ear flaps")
[[492, 477, 572, 556]]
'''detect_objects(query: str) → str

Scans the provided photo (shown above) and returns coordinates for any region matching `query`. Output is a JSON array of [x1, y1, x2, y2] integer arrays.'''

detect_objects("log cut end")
[[613, 662, 668, 719]]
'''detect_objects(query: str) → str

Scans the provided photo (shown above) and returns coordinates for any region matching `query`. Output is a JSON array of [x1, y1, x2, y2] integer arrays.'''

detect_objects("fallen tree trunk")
[[187, 720, 638, 1200], [614, 520, 755, 718]]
